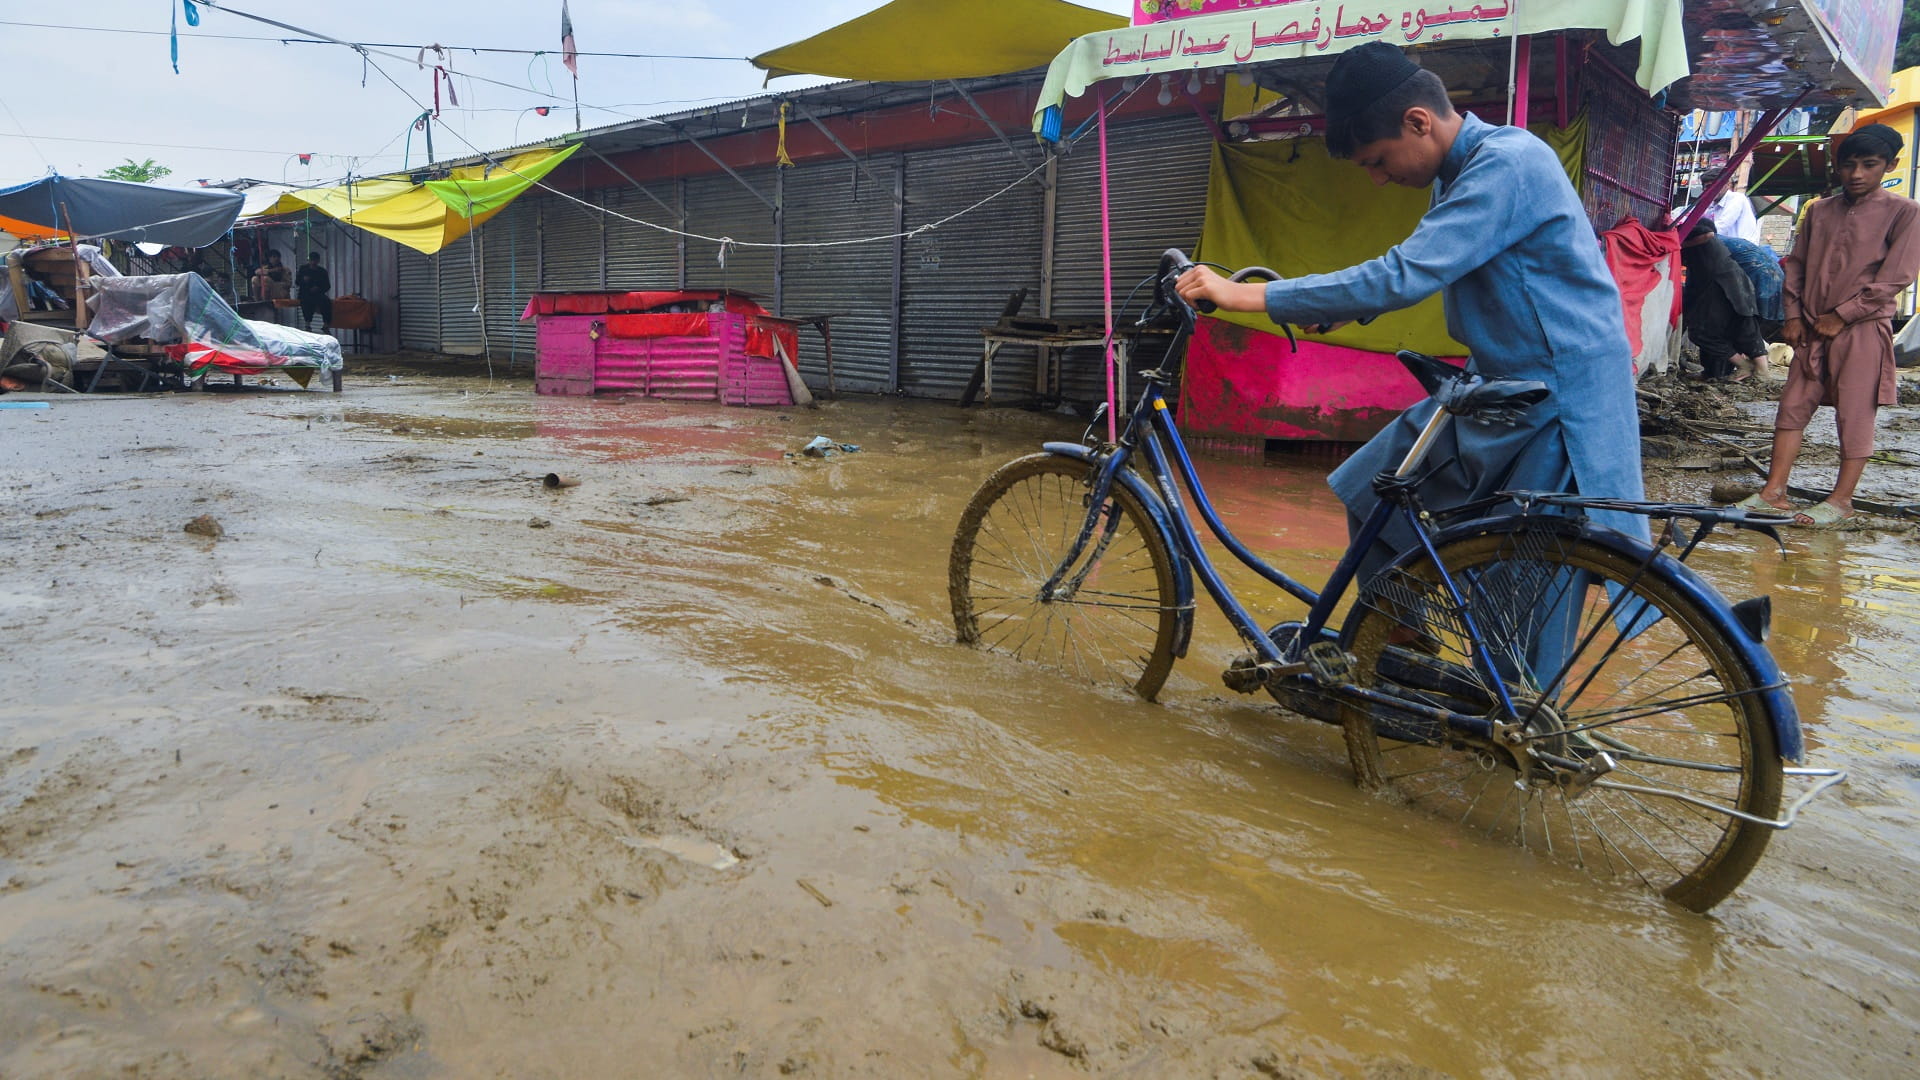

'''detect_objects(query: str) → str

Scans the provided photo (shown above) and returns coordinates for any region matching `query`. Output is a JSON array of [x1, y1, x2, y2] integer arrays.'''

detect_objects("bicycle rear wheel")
[[950, 454, 1180, 700], [1340, 519, 1783, 912]]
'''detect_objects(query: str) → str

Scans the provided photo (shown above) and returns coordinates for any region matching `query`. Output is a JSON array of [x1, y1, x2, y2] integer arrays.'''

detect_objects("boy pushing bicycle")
[[1176, 42, 1645, 575]]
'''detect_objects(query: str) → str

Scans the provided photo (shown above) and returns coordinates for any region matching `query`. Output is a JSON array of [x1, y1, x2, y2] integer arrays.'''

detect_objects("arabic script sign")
[[1134, 0, 1296, 24], [1112, 2, 1512, 64]]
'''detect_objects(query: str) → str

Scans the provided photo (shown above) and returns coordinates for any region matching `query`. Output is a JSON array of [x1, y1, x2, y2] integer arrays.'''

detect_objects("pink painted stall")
[[521, 289, 803, 406]]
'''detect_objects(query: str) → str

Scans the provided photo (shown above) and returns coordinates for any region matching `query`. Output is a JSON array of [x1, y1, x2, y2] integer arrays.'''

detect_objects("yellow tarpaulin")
[[246, 145, 580, 255], [752, 0, 1125, 83], [1199, 119, 1586, 356]]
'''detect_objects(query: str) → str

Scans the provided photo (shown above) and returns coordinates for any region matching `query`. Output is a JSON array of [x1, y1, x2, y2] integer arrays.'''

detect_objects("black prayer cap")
[[1325, 42, 1421, 124], [1688, 217, 1717, 239], [1839, 122, 1903, 162]]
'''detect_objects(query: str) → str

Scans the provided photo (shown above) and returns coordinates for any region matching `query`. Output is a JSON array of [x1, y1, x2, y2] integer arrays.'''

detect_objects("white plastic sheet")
[[87, 273, 342, 373]]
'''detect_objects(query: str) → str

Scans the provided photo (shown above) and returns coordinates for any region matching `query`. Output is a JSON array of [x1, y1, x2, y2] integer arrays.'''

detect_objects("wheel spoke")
[[1340, 524, 1782, 911], [952, 456, 1178, 699]]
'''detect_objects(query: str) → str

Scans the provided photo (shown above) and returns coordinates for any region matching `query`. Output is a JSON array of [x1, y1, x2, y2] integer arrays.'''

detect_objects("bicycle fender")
[[1371, 513, 1804, 763], [1042, 441, 1196, 658]]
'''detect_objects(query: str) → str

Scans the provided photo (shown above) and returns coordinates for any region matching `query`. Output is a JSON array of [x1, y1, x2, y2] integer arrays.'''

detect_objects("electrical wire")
[[0, 19, 745, 60], [0, 92, 52, 169]]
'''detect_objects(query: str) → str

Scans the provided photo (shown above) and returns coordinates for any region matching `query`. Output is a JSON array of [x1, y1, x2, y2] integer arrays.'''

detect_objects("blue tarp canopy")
[[0, 174, 243, 249]]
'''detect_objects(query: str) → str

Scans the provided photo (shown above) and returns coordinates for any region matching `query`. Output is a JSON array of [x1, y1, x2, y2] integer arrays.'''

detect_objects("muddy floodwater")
[[3, 374, 1918, 1078]]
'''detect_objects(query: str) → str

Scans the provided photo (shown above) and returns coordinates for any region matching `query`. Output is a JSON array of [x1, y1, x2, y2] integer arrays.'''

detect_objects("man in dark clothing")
[[1681, 219, 1768, 379], [295, 252, 332, 333]]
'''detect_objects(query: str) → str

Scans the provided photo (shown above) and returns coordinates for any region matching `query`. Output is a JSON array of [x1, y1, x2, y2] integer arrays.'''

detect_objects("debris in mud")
[[641, 495, 688, 507], [319, 1013, 423, 1079], [793, 435, 862, 459], [184, 514, 224, 538], [542, 472, 581, 490], [528, 517, 552, 529], [1710, 480, 1758, 504], [796, 878, 833, 908]]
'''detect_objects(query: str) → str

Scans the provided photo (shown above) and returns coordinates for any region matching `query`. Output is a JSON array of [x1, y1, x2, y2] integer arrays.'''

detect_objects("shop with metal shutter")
[[682, 170, 776, 299], [436, 234, 483, 356], [900, 142, 1045, 401], [397, 244, 438, 351], [603, 184, 682, 290], [480, 200, 540, 367], [539, 191, 604, 290], [779, 157, 900, 394], [1050, 116, 1213, 407]]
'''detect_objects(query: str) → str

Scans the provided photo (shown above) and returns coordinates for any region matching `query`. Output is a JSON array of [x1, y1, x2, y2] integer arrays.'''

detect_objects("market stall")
[[522, 289, 807, 406]]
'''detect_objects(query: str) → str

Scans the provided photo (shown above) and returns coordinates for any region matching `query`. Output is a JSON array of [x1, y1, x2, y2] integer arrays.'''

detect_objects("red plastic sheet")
[[744, 319, 800, 364], [606, 312, 710, 338], [521, 290, 774, 319], [1600, 218, 1682, 357]]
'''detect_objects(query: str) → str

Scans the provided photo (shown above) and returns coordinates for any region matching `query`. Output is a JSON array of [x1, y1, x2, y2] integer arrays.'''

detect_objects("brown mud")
[[2, 372, 1918, 1077]]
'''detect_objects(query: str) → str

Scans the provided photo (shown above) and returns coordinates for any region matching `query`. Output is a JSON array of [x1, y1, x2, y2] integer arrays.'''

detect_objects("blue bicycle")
[[949, 250, 1844, 911]]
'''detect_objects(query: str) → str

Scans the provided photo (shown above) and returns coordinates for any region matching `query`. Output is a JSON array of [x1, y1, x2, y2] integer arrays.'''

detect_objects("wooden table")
[[967, 325, 1173, 407]]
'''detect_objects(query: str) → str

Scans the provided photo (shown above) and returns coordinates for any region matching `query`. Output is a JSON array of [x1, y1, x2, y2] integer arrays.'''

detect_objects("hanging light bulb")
[[1236, 66, 1253, 87], [1156, 74, 1174, 106], [1187, 68, 1204, 96], [1204, 69, 1218, 85], [1123, 76, 1141, 92]]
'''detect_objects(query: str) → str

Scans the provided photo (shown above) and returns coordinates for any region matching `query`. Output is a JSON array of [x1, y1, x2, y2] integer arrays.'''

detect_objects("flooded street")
[[3, 374, 1917, 1078]]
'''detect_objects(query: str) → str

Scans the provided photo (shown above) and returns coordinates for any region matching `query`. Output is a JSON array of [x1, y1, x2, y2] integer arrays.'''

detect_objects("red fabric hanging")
[[1600, 218, 1681, 357]]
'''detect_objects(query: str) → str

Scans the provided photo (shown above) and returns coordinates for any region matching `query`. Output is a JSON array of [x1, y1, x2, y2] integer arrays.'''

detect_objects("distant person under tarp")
[[295, 252, 332, 332]]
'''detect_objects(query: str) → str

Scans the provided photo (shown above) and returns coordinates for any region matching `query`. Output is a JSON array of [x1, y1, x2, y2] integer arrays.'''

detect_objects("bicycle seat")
[[1396, 350, 1548, 423]]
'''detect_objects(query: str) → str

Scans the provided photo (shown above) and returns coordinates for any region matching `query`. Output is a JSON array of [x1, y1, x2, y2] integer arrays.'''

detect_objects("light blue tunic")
[[1260, 112, 1646, 567]]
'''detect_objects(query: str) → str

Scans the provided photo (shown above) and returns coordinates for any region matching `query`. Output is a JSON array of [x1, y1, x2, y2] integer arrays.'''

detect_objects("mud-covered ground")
[[3, 369, 1918, 1078]]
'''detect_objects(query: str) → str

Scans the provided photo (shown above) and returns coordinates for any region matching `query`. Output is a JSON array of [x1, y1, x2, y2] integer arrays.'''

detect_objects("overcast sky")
[[0, 1, 1134, 190]]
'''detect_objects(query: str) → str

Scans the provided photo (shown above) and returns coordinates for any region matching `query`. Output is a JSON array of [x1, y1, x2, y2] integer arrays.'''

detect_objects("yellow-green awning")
[[752, 0, 1126, 83], [245, 145, 580, 255]]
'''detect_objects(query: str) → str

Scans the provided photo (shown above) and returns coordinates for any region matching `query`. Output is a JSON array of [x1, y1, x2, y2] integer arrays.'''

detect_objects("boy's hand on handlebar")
[[1175, 266, 1268, 314]]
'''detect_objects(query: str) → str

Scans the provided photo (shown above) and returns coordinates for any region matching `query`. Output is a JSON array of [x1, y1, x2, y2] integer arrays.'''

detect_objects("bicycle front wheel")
[[950, 454, 1180, 700], [1340, 520, 1783, 912]]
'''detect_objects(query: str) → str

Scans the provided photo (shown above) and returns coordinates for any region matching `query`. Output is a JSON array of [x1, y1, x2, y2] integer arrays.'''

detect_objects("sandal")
[[1792, 501, 1854, 529], [1731, 493, 1790, 513]]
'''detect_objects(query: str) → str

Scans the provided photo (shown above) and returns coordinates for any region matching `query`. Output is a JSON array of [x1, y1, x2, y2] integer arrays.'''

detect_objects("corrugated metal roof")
[[436, 72, 1043, 169]]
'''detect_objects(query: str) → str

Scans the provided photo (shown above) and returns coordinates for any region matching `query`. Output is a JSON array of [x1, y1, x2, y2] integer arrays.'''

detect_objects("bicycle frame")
[[1033, 290, 1805, 760]]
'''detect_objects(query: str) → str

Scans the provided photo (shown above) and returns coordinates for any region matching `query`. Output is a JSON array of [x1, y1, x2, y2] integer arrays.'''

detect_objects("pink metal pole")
[[1511, 35, 1532, 128], [1098, 85, 1117, 442]]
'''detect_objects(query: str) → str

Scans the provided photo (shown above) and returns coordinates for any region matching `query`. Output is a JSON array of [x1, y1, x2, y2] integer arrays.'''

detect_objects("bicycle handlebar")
[[1156, 248, 1374, 350]]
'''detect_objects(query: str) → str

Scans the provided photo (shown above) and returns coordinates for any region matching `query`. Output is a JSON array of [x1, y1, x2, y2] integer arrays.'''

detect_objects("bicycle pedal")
[[1222, 655, 1265, 694], [1304, 641, 1354, 685]]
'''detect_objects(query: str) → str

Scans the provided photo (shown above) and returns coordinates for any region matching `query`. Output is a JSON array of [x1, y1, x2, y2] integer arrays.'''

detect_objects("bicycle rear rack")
[[1591, 767, 1848, 830]]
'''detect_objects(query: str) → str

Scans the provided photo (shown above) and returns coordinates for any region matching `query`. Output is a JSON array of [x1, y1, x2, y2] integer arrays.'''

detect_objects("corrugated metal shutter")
[[604, 184, 681, 289], [437, 234, 482, 355], [683, 170, 776, 299], [480, 199, 539, 367], [540, 192, 604, 290], [780, 158, 899, 394], [900, 142, 1045, 401], [398, 244, 438, 351], [1051, 116, 1212, 407]]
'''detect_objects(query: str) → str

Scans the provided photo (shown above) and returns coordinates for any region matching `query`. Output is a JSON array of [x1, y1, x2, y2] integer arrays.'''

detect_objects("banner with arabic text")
[[1038, 0, 1687, 132]]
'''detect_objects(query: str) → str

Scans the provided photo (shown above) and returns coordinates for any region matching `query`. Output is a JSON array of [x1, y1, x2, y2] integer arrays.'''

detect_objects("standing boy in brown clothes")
[[1736, 123, 1920, 526]]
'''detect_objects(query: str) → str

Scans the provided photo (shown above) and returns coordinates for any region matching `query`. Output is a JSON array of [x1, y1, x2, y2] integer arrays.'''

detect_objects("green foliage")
[[1898, 0, 1920, 72], [98, 158, 172, 184]]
